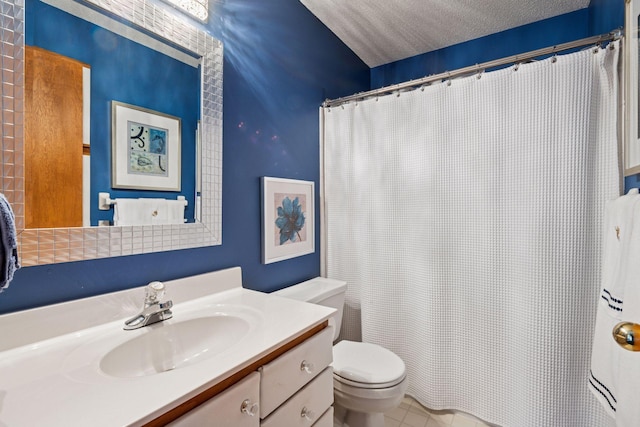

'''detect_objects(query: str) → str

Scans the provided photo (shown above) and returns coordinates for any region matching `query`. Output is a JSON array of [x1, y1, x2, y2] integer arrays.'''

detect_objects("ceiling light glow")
[[162, 0, 208, 22]]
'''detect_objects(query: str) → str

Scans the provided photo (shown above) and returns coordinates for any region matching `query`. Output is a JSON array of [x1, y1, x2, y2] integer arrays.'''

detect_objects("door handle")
[[612, 322, 640, 351]]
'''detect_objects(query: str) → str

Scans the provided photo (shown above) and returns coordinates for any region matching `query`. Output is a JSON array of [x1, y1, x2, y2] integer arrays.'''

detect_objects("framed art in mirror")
[[112, 101, 181, 192], [0, 0, 223, 266]]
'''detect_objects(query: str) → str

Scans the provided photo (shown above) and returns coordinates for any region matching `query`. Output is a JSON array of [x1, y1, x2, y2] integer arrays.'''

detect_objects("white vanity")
[[0, 267, 335, 426], [168, 324, 334, 427]]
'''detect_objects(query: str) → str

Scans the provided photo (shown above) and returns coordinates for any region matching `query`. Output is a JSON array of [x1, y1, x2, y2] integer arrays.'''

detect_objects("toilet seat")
[[333, 373, 406, 389], [332, 340, 406, 389]]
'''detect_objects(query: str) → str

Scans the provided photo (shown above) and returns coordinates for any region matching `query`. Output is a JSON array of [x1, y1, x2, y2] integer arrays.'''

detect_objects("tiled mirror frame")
[[1, 0, 223, 266]]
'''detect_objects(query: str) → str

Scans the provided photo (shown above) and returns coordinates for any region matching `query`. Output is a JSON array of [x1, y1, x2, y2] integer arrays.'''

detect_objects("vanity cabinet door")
[[167, 371, 260, 426], [313, 406, 334, 427], [259, 326, 333, 418], [260, 367, 333, 427]]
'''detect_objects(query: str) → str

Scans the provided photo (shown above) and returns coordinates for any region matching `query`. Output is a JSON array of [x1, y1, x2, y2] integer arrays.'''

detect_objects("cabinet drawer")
[[260, 367, 333, 427], [259, 326, 333, 418], [167, 371, 260, 427], [313, 406, 334, 427]]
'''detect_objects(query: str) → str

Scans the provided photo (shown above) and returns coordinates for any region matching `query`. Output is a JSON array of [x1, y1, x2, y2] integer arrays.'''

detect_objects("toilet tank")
[[272, 277, 347, 341]]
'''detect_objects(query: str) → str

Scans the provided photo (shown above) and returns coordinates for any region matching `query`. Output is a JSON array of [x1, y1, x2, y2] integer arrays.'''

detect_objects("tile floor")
[[384, 396, 495, 427]]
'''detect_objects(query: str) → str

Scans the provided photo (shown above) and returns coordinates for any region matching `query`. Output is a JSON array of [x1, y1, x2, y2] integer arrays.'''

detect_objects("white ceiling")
[[300, 0, 590, 68]]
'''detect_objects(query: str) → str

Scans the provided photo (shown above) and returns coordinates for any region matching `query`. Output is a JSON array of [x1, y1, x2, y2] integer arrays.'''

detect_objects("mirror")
[[2, 0, 223, 266], [27, 0, 201, 229]]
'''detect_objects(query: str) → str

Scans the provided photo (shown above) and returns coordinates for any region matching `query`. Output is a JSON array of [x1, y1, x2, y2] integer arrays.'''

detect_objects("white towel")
[[151, 199, 185, 225], [589, 188, 640, 422], [615, 188, 640, 427], [113, 199, 158, 226], [114, 198, 186, 226], [166, 199, 186, 224]]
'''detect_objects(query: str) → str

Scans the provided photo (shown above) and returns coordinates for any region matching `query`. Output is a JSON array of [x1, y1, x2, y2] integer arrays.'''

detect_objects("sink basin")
[[100, 315, 251, 378], [62, 303, 262, 383]]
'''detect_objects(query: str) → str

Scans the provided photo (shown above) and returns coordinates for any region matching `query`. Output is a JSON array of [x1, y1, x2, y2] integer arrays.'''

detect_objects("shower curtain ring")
[[474, 64, 482, 79]]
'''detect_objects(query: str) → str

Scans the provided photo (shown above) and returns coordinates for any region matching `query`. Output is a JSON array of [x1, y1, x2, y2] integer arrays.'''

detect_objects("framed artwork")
[[112, 101, 182, 191], [626, 0, 640, 175], [261, 177, 315, 264]]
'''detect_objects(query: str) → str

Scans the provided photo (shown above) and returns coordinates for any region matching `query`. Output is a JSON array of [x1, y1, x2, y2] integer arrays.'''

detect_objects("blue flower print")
[[275, 196, 305, 245]]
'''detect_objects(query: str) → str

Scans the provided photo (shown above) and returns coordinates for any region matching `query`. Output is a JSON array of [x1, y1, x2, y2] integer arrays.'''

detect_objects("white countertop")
[[0, 268, 334, 426]]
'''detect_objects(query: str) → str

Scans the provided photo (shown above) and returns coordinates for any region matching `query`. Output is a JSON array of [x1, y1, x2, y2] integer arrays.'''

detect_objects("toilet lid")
[[332, 341, 406, 387]]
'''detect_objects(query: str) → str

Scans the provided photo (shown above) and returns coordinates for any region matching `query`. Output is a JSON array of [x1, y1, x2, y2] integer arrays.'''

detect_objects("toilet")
[[273, 277, 407, 427]]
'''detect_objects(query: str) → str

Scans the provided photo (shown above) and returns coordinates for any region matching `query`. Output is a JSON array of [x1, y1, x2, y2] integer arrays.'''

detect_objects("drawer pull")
[[240, 399, 259, 417], [300, 360, 315, 374], [301, 406, 316, 422]]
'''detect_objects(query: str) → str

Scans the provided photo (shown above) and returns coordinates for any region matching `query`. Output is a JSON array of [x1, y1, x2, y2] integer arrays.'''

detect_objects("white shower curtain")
[[323, 42, 620, 427]]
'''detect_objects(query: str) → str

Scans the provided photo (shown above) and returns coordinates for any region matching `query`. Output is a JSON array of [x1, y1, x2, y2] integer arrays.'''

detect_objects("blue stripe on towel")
[[602, 289, 623, 304], [589, 370, 617, 412], [601, 289, 623, 312]]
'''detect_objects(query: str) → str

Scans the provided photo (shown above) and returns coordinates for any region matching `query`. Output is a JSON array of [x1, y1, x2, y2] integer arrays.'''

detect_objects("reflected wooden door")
[[25, 46, 86, 228]]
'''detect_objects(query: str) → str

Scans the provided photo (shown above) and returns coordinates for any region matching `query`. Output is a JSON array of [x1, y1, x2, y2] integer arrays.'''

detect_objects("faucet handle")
[[145, 281, 166, 305]]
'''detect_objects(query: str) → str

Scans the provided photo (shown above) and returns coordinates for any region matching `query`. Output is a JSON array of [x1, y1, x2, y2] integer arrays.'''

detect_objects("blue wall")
[[370, 10, 589, 89], [589, 0, 625, 36], [0, 0, 627, 313], [371, 1, 624, 89], [0, 0, 369, 314], [26, 0, 200, 224]]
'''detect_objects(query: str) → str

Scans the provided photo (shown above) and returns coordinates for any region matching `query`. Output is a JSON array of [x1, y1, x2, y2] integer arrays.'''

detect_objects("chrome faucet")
[[123, 281, 173, 330]]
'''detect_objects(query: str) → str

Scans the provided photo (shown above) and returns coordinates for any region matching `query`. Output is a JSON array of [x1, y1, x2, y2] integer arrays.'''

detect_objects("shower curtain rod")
[[322, 30, 622, 108]]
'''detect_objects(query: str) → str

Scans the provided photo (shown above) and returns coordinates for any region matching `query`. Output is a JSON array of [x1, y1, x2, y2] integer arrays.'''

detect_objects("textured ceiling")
[[300, 0, 590, 67]]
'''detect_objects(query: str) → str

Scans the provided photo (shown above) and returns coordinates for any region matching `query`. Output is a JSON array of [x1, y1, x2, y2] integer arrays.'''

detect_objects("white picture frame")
[[625, 0, 640, 175], [261, 177, 315, 264], [112, 101, 182, 191]]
